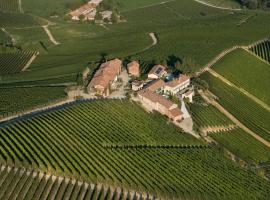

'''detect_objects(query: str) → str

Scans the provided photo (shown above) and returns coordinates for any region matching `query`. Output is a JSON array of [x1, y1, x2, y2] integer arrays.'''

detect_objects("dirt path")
[[18, 0, 23, 13], [1, 28, 16, 44], [21, 51, 39, 71], [142, 32, 158, 52], [208, 69, 270, 112], [42, 25, 60, 45], [195, 46, 240, 76], [199, 90, 270, 148], [193, 0, 241, 11]]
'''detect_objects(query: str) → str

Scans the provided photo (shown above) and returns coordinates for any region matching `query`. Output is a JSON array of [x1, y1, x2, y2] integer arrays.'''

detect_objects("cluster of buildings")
[[69, 0, 103, 21], [88, 58, 194, 122], [128, 61, 194, 122], [88, 58, 122, 96]]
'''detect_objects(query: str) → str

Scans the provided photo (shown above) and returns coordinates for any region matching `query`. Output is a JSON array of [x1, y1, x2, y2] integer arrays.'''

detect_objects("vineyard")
[[0, 165, 154, 200], [0, 50, 37, 75], [0, 0, 20, 13], [0, 29, 12, 45], [212, 48, 270, 105], [0, 12, 38, 28], [0, 99, 269, 199], [211, 128, 270, 164], [0, 86, 66, 118], [250, 39, 270, 63], [190, 103, 233, 129], [201, 72, 270, 142]]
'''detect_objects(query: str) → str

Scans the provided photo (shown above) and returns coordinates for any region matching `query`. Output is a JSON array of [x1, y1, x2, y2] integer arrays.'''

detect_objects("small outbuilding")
[[148, 65, 167, 79], [127, 61, 140, 77]]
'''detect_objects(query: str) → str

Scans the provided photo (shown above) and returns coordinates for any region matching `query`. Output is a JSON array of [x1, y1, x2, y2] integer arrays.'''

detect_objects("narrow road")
[[1, 28, 16, 44], [22, 52, 39, 71], [42, 25, 60, 45], [142, 32, 158, 52], [195, 46, 240, 76], [199, 90, 270, 148], [208, 69, 270, 112], [193, 0, 241, 11]]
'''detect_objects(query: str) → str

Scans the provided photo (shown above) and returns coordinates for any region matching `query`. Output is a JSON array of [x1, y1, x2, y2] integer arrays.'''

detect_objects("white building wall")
[[165, 79, 190, 95]]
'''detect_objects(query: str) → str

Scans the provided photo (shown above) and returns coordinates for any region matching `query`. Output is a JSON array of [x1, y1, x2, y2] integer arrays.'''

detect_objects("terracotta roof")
[[70, 1, 100, 17], [138, 90, 175, 109], [166, 75, 190, 88], [148, 65, 166, 76], [168, 107, 183, 118], [89, 59, 122, 90], [127, 61, 140, 75], [127, 61, 139, 68], [145, 79, 165, 91]]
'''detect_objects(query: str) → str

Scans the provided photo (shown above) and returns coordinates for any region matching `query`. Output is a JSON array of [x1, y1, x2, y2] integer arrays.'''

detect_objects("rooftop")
[[145, 79, 165, 92], [166, 75, 190, 88], [138, 90, 175, 109], [148, 65, 166, 76], [89, 58, 122, 89]]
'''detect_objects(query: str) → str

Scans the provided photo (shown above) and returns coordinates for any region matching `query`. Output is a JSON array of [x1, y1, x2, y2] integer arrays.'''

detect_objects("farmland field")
[[0, 12, 39, 28], [0, 86, 66, 118], [190, 103, 233, 128], [0, 100, 269, 199], [250, 39, 270, 63], [211, 128, 270, 164], [1, 0, 270, 86], [0, 29, 11, 45], [202, 72, 270, 142], [212, 48, 270, 105], [0, 0, 20, 13], [0, 50, 37, 75], [0, 165, 151, 200]]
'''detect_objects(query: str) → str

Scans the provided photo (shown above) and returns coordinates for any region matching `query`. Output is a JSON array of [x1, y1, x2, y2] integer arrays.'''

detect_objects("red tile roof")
[[127, 61, 140, 75], [168, 107, 183, 118], [145, 79, 165, 92], [138, 90, 174, 109], [89, 59, 122, 91]]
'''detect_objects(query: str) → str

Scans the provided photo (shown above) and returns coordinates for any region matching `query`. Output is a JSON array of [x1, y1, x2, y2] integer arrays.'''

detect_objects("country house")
[[127, 61, 140, 77], [138, 89, 183, 121], [69, 0, 102, 21], [148, 65, 167, 79], [88, 58, 122, 96]]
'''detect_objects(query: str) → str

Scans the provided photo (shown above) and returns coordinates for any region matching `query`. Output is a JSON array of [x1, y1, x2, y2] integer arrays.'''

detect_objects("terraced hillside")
[[0, 50, 38, 75], [250, 39, 270, 63], [202, 72, 270, 142], [0, 29, 12, 45], [0, 86, 67, 118], [2, 0, 270, 86], [0, 165, 153, 200], [0, 12, 39, 27], [211, 128, 270, 164], [0, 99, 270, 199], [212, 48, 270, 105], [0, 0, 20, 13], [190, 103, 233, 129]]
